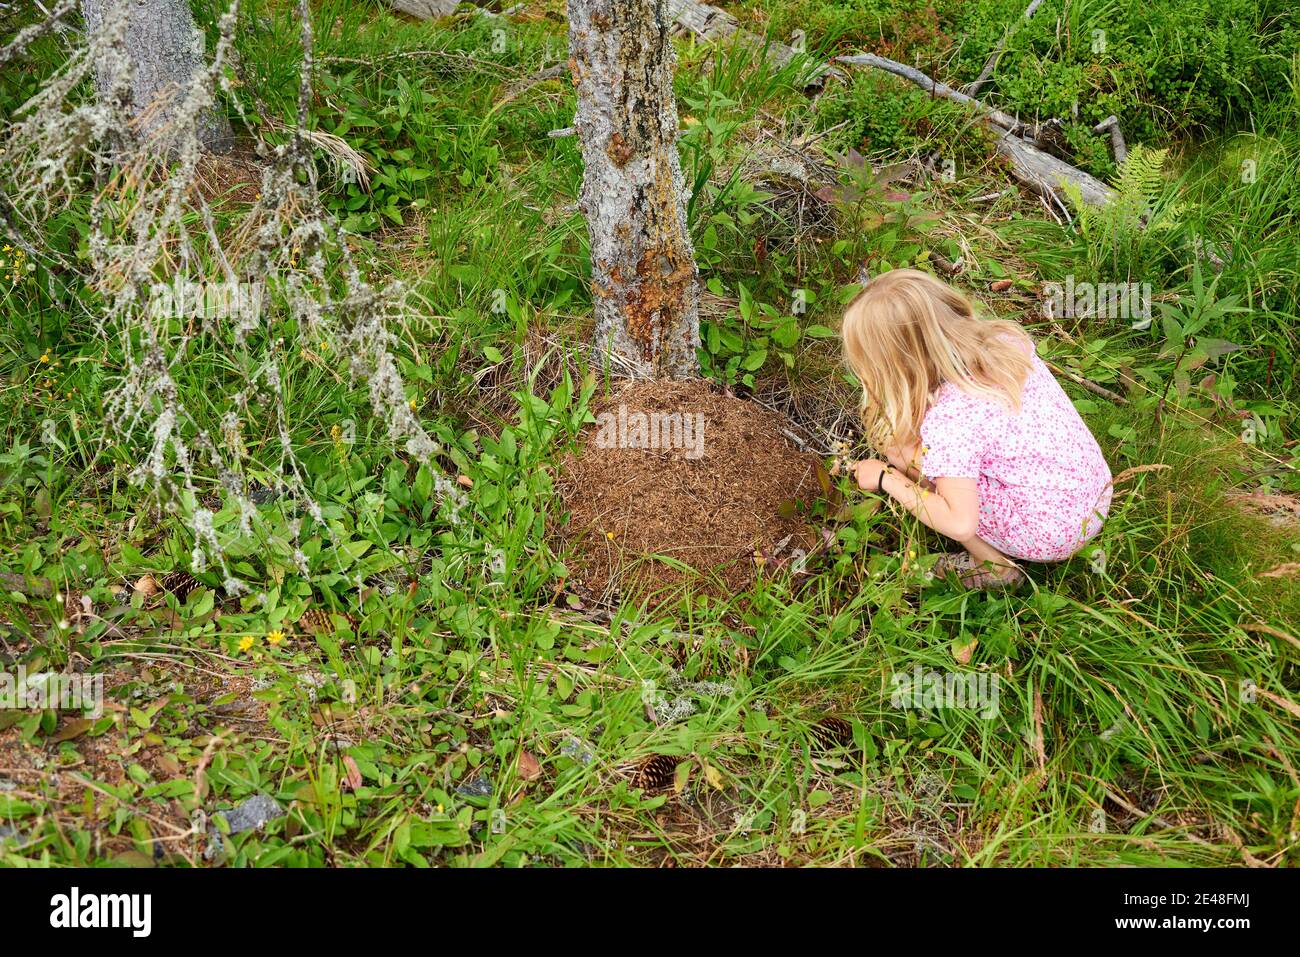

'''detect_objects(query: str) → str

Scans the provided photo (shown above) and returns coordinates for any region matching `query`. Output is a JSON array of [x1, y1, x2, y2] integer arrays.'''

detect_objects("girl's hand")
[[882, 439, 923, 478], [853, 458, 889, 493]]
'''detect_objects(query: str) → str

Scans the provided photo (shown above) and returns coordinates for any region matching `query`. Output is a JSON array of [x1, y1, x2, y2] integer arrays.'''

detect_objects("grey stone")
[[216, 793, 283, 834], [204, 793, 284, 860], [455, 775, 493, 798]]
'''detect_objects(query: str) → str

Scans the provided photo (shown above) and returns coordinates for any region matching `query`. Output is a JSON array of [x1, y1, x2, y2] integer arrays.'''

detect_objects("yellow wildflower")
[[267, 629, 285, 646], [238, 636, 254, 653]]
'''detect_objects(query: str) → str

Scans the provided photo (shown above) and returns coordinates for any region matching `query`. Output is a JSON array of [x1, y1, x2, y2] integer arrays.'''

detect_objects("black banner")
[[0, 867, 1280, 944]]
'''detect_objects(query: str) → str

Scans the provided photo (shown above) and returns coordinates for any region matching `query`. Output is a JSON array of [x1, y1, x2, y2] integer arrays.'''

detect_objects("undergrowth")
[[0, 0, 1296, 867]]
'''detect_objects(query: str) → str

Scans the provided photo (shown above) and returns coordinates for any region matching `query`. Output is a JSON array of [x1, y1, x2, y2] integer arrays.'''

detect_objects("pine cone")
[[809, 716, 854, 751], [161, 570, 201, 601], [298, 607, 358, 635], [633, 754, 680, 793]]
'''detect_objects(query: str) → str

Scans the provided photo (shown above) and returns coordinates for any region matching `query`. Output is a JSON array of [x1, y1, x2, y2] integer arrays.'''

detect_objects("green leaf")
[[190, 588, 215, 618], [1160, 309, 1183, 344], [771, 320, 800, 349], [342, 540, 373, 561]]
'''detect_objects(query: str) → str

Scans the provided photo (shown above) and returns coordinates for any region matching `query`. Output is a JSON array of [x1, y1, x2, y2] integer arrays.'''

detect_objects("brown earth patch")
[[0, 661, 273, 865], [555, 379, 822, 605]]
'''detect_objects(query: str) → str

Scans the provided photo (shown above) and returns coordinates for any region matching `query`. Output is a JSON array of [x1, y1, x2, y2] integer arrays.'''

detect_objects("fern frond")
[[1112, 145, 1168, 230], [1060, 178, 1098, 235], [1057, 142, 1176, 275], [1116, 145, 1167, 205]]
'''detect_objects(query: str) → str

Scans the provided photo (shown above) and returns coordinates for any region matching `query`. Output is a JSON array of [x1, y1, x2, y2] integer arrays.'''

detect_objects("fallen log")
[[994, 125, 1115, 208], [835, 52, 1116, 208]]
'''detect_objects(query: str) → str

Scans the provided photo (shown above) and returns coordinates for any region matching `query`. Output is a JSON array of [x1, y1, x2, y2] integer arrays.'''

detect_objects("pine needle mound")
[[556, 379, 822, 604]]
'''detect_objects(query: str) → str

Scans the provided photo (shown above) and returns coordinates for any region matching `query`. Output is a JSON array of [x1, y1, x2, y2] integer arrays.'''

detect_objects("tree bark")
[[568, 0, 700, 378], [81, 0, 233, 153]]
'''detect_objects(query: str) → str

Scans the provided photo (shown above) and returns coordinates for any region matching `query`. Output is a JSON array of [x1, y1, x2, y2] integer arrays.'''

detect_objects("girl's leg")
[[961, 534, 1018, 571], [904, 471, 1025, 589], [955, 477, 1025, 587]]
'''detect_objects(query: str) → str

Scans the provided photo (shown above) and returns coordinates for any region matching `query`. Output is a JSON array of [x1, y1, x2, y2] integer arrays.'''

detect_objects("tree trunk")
[[568, 0, 700, 378], [81, 0, 234, 153]]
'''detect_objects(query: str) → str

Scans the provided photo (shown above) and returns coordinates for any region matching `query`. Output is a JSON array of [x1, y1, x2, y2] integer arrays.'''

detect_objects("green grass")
[[0, 0, 1297, 867]]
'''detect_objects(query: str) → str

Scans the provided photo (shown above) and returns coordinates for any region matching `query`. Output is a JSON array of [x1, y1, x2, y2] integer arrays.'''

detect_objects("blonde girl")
[[841, 269, 1112, 589]]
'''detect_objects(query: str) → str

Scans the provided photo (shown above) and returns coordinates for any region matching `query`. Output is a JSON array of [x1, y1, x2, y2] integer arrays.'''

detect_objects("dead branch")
[[835, 53, 1116, 208], [836, 52, 1027, 134], [1045, 361, 1128, 405], [1093, 114, 1128, 165], [499, 61, 568, 104]]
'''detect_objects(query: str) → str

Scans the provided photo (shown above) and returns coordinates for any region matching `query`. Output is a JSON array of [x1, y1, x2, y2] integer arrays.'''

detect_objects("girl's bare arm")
[[881, 470, 980, 542], [882, 439, 924, 481]]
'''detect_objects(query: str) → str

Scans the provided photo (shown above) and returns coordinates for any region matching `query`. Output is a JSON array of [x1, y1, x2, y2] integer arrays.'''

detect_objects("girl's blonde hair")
[[841, 268, 1034, 449]]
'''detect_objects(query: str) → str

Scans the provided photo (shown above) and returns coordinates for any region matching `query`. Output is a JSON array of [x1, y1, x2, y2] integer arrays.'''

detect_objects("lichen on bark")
[[567, 0, 700, 378], [81, 0, 234, 154]]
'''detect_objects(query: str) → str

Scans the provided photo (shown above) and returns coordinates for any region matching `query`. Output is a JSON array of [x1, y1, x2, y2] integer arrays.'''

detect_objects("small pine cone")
[[161, 570, 201, 601], [633, 754, 680, 793], [298, 608, 330, 635], [299, 607, 358, 635], [809, 716, 854, 751]]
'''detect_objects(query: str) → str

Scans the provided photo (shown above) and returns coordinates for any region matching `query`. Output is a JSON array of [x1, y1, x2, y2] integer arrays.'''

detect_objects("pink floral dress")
[[919, 353, 1112, 562]]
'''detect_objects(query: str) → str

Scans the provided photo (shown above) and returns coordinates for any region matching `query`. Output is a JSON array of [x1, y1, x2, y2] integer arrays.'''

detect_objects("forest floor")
[[0, 0, 1298, 867]]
